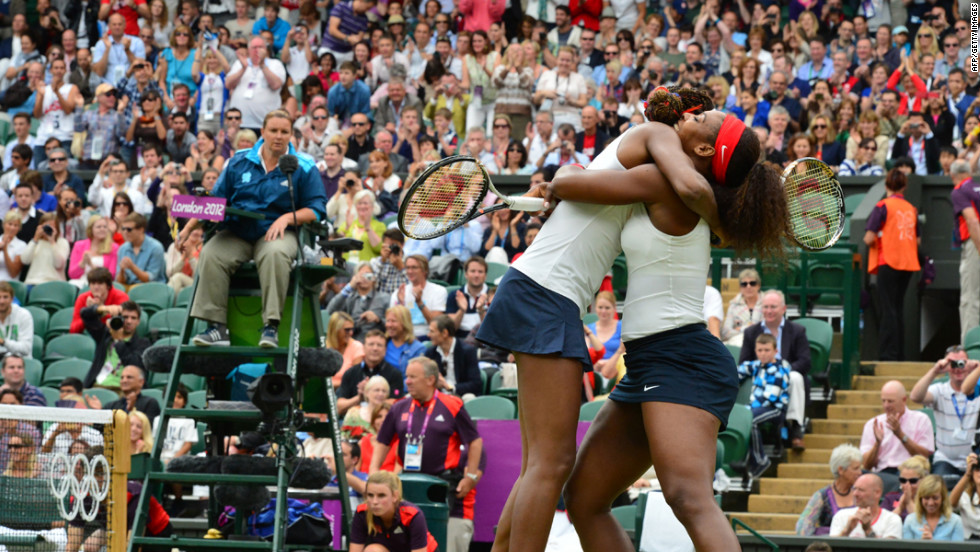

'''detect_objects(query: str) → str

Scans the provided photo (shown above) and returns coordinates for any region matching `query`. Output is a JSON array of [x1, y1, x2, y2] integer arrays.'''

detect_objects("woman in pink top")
[[327, 311, 365, 387], [459, 0, 505, 32], [68, 215, 119, 286]]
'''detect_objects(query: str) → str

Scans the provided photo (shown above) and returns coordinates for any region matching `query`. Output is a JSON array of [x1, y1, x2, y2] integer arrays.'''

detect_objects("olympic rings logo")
[[47, 453, 111, 522]]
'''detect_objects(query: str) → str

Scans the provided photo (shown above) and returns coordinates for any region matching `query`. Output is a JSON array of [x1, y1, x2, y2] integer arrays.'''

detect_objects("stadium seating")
[[964, 326, 980, 350], [148, 308, 189, 338], [39, 386, 60, 406], [128, 283, 175, 316], [27, 282, 78, 313], [793, 317, 834, 392], [41, 358, 91, 387], [83, 387, 120, 406], [582, 312, 598, 326], [485, 262, 508, 285], [579, 400, 604, 421], [175, 286, 194, 308], [465, 395, 517, 420], [186, 390, 207, 410], [46, 307, 75, 340], [22, 358, 42, 387], [718, 404, 752, 477], [8, 280, 27, 305], [25, 306, 49, 341], [32, 335, 43, 360], [42, 334, 97, 366]]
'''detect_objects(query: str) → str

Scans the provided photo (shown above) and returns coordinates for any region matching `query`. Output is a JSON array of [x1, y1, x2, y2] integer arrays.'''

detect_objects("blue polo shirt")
[[327, 80, 371, 122], [252, 17, 291, 52], [212, 140, 326, 242], [117, 236, 166, 284]]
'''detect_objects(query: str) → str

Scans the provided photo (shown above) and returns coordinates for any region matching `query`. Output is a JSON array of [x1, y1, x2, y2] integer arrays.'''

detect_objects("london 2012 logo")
[[48, 453, 111, 522]]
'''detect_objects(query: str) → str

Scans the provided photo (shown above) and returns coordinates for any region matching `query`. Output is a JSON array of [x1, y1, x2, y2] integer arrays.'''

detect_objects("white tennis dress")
[[511, 130, 639, 316]]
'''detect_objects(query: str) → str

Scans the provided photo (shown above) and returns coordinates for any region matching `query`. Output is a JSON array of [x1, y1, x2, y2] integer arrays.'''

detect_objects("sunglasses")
[[312, 115, 328, 120], [176, 32, 191, 37], [604, 51, 618, 56], [225, 115, 241, 120], [945, 43, 958, 48], [49, 157, 66, 162], [114, 201, 130, 207], [436, 19, 449, 24], [352, 121, 368, 126], [8, 444, 26, 450], [898, 477, 919, 485], [918, 34, 932, 39], [740, 280, 758, 287], [860, 146, 877, 151], [121, 227, 135, 233], [955, 25, 968, 31], [493, 124, 510, 129], [812, 124, 827, 129], [507, 148, 521, 152], [103, 90, 117, 97]]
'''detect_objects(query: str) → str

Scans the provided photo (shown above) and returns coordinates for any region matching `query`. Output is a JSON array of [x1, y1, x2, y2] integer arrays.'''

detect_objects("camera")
[[908, 122, 920, 129], [42, 226, 53, 236], [70, 199, 81, 208], [814, 93, 824, 101], [109, 316, 124, 331], [389, 244, 401, 256], [952, 359, 967, 369], [364, 273, 376, 282]]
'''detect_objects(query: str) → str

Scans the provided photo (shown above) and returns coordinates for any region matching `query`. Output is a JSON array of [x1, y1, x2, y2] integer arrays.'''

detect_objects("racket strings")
[[784, 160, 843, 250], [402, 161, 487, 239]]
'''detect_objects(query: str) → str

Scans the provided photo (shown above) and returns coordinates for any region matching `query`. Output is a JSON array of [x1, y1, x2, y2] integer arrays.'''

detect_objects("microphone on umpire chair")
[[278, 154, 300, 242]]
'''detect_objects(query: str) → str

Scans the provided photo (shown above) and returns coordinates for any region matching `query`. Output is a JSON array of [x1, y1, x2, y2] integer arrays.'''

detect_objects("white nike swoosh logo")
[[644, 385, 660, 392], [720, 145, 727, 166]]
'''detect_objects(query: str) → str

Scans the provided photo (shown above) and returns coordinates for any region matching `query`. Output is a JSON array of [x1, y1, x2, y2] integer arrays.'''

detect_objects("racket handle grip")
[[507, 196, 547, 212]]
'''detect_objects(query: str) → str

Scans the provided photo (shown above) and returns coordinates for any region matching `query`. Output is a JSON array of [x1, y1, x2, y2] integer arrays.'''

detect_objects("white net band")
[[0, 404, 115, 424]]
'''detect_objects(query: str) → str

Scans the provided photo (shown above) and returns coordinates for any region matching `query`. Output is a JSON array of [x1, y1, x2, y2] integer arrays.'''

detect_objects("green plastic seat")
[[175, 286, 194, 309], [735, 377, 753, 405], [41, 358, 91, 387], [189, 422, 207, 455], [42, 333, 97, 366], [8, 280, 27, 304], [32, 335, 43, 359], [141, 388, 164, 411], [793, 317, 833, 388], [40, 386, 61, 406], [964, 326, 980, 350], [83, 387, 121, 406], [22, 358, 43, 387], [47, 307, 75, 340], [611, 504, 636, 534], [579, 400, 604, 421], [718, 404, 752, 476], [27, 281, 78, 313], [726, 343, 742, 362], [25, 306, 49, 341], [485, 262, 509, 286], [844, 193, 866, 216], [128, 283, 175, 316], [149, 308, 188, 338], [582, 313, 599, 326], [186, 390, 207, 410], [465, 395, 517, 420]]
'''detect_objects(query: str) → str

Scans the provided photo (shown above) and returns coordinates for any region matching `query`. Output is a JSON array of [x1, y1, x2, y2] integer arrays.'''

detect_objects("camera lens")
[[109, 316, 124, 331]]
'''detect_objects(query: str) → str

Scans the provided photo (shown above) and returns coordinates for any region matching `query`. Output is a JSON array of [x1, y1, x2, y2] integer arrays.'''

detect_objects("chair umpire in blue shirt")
[[183, 110, 327, 348]]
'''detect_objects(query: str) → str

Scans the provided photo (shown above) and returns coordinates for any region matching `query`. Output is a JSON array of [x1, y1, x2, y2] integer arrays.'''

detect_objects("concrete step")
[[759, 478, 831, 496], [778, 463, 834, 479], [827, 404, 880, 420], [852, 375, 920, 391], [834, 390, 924, 408], [748, 494, 812, 514], [804, 434, 860, 449], [812, 418, 866, 436], [868, 362, 932, 378], [727, 512, 799, 533], [785, 448, 832, 464]]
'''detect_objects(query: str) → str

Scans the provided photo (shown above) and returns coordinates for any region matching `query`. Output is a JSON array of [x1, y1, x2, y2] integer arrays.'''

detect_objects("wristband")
[[570, 163, 585, 170]]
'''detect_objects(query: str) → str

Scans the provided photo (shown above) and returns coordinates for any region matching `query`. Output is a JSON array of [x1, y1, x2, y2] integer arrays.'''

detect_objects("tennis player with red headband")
[[548, 108, 790, 552], [477, 87, 721, 552]]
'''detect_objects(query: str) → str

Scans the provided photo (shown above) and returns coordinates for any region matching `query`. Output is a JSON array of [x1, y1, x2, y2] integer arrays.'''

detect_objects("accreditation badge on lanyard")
[[404, 391, 438, 471], [951, 394, 969, 441]]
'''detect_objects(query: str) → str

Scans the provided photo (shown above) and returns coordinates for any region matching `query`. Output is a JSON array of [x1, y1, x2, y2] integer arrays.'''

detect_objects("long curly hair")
[[714, 161, 791, 261], [643, 86, 715, 126]]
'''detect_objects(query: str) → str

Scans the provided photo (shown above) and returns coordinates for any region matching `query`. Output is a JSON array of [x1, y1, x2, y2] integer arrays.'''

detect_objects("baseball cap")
[[95, 83, 116, 96], [892, 25, 909, 35]]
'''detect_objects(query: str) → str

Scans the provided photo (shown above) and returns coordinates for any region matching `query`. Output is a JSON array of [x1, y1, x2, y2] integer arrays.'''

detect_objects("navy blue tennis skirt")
[[476, 268, 592, 372], [609, 323, 739, 429]]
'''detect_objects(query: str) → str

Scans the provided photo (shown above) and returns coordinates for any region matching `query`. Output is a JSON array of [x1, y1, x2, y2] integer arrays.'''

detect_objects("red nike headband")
[[711, 115, 746, 186]]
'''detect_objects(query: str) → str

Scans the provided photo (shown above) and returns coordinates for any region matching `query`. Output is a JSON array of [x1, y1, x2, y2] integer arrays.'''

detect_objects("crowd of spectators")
[[0, 0, 979, 547]]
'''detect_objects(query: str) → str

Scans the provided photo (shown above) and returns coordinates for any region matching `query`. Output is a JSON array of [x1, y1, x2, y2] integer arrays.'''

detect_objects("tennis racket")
[[780, 157, 845, 251], [398, 155, 546, 240]]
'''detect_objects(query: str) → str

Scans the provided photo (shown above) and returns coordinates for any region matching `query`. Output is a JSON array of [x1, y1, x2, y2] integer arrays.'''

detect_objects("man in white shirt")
[[2, 114, 35, 172], [909, 346, 980, 480], [523, 111, 557, 167], [703, 285, 724, 339], [91, 14, 147, 86], [547, 6, 582, 52], [830, 473, 902, 538], [0, 282, 33, 358], [226, 36, 286, 131]]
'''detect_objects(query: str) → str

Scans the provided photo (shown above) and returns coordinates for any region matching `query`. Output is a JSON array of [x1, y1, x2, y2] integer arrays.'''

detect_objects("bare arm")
[[368, 441, 390, 473], [640, 124, 720, 230], [963, 362, 980, 397], [909, 361, 942, 404], [549, 164, 674, 205]]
